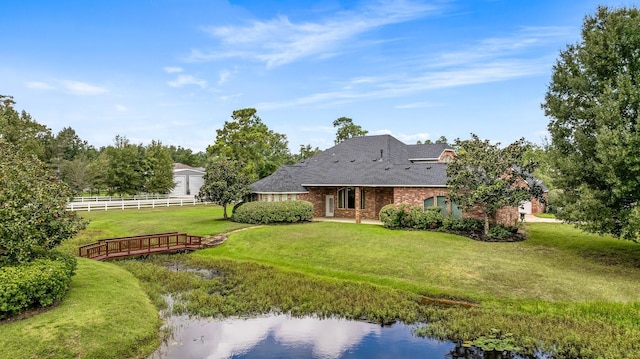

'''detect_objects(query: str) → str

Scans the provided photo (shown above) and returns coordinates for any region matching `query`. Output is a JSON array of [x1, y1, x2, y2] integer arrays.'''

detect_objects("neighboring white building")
[[171, 163, 205, 197]]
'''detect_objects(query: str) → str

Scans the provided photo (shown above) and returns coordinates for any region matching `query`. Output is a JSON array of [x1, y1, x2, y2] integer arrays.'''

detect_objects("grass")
[[10, 206, 640, 358], [58, 205, 252, 256], [198, 222, 640, 303], [0, 259, 160, 359], [534, 213, 556, 218], [191, 220, 640, 357]]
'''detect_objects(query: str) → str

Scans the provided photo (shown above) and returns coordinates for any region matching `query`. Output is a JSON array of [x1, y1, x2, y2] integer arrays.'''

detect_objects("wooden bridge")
[[78, 232, 204, 261]]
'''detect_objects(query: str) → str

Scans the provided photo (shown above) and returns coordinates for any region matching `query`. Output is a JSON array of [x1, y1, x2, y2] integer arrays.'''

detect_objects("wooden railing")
[[78, 232, 203, 260]]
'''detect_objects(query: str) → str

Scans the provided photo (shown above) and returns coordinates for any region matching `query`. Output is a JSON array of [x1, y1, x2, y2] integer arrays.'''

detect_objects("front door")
[[325, 195, 334, 217]]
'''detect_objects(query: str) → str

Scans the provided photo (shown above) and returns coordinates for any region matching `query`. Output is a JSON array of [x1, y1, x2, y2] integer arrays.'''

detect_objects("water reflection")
[[149, 314, 455, 359]]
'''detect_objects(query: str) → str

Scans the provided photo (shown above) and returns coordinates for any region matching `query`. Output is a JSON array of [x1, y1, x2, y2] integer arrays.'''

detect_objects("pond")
[[149, 313, 542, 359]]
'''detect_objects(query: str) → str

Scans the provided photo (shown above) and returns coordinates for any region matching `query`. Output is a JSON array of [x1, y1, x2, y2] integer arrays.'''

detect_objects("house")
[[250, 134, 463, 223], [251, 134, 546, 225], [170, 163, 205, 197]]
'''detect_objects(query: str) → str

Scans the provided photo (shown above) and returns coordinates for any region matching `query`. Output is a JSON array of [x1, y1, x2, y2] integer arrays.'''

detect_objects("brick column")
[[355, 186, 362, 224]]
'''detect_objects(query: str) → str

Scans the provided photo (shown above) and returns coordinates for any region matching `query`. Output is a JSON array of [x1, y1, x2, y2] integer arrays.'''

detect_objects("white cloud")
[[197, 0, 441, 68], [218, 69, 231, 85], [167, 74, 207, 88], [370, 129, 431, 144], [163, 66, 184, 73], [63, 81, 109, 95], [115, 104, 127, 112], [25, 81, 55, 90], [395, 101, 439, 109]]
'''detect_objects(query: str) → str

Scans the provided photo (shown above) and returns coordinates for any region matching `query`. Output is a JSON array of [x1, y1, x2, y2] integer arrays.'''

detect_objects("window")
[[337, 188, 365, 209], [291, 194, 297, 201], [436, 196, 448, 213], [423, 197, 434, 210], [425, 196, 454, 215]]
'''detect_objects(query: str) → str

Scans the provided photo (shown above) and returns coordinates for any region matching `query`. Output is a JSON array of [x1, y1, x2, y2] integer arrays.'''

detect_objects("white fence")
[[71, 194, 171, 203], [67, 197, 211, 211]]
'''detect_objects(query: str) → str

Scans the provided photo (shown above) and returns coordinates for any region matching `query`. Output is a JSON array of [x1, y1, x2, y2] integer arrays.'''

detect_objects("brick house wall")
[[304, 187, 394, 220], [393, 187, 450, 209], [257, 186, 523, 226], [531, 195, 547, 214]]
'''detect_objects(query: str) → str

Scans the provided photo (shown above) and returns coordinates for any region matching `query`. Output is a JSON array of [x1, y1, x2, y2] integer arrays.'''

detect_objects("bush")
[[441, 217, 483, 232], [0, 252, 77, 319], [381, 204, 448, 230], [232, 200, 313, 224], [379, 204, 414, 229], [487, 225, 513, 240]]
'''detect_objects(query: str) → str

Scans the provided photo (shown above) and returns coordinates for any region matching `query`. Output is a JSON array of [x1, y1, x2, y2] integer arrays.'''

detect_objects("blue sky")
[[1, 0, 636, 152]]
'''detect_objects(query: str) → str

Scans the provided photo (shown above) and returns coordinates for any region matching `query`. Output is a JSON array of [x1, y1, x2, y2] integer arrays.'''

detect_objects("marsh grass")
[[0, 259, 160, 359], [120, 254, 430, 324]]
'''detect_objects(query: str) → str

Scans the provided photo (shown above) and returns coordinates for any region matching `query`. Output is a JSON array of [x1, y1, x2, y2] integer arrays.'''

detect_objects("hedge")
[[0, 252, 77, 319], [379, 204, 517, 240], [233, 200, 314, 224]]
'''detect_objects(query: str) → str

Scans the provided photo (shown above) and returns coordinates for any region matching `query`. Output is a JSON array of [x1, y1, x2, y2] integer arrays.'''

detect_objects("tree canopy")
[[198, 157, 252, 219], [446, 134, 541, 235], [333, 117, 368, 144], [0, 141, 86, 265], [542, 6, 640, 240], [0, 95, 52, 161], [207, 108, 291, 180]]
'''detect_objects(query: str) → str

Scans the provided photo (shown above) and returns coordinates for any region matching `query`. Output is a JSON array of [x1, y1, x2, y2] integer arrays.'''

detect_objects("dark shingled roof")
[[251, 134, 453, 193]]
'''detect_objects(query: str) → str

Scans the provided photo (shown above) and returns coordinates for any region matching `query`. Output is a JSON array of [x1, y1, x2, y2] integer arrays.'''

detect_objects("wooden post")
[[355, 186, 362, 224]]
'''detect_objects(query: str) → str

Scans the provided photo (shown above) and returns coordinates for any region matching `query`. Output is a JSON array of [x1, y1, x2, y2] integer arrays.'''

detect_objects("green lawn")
[[0, 259, 160, 359], [197, 221, 640, 303], [7, 206, 640, 358], [58, 205, 252, 256]]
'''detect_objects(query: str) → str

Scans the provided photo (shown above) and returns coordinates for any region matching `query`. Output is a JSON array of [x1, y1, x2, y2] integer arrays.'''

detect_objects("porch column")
[[355, 186, 362, 224]]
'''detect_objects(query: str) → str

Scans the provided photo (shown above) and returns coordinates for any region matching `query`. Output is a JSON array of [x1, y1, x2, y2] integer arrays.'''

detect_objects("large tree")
[[168, 145, 205, 167], [101, 135, 145, 196], [447, 134, 541, 236], [0, 141, 86, 265], [542, 6, 640, 240], [198, 157, 252, 219], [0, 95, 52, 161], [333, 117, 368, 144], [207, 108, 291, 180], [143, 140, 175, 194]]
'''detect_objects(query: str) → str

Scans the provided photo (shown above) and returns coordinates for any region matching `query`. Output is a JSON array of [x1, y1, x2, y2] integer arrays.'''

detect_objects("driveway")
[[524, 214, 562, 223]]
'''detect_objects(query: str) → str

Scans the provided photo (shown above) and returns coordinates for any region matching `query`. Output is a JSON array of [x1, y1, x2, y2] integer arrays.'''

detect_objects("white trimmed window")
[[337, 188, 365, 209]]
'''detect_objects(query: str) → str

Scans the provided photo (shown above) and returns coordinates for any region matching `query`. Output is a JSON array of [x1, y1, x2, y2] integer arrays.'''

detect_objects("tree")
[[101, 135, 145, 196], [143, 140, 175, 194], [197, 157, 252, 219], [542, 6, 640, 240], [333, 117, 368, 144], [0, 141, 86, 265], [168, 145, 205, 167], [207, 108, 291, 180], [293, 144, 322, 162], [446, 134, 541, 236], [61, 156, 92, 193], [0, 95, 52, 161], [417, 136, 448, 145]]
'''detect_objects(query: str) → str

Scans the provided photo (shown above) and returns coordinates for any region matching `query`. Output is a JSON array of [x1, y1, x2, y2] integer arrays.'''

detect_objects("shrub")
[[232, 200, 313, 224], [379, 204, 414, 229], [441, 217, 484, 232], [0, 252, 77, 319], [488, 225, 513, 240]]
